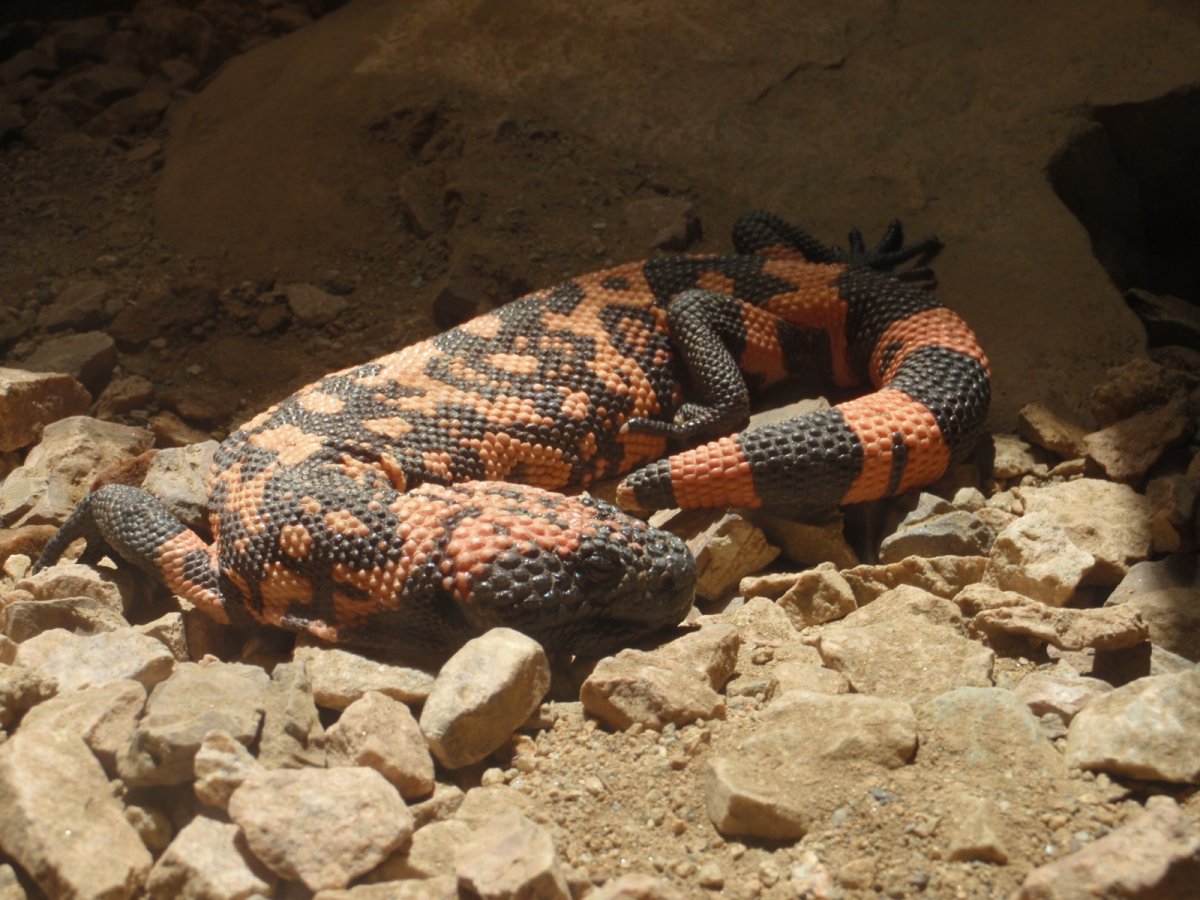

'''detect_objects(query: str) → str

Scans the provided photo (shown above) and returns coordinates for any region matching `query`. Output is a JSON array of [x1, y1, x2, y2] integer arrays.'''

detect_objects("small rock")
[[1089, 357, 1181, 426], [408, 781, 465, 829], [194, 729, 264, 810], [748, 510, 859, 569], [93, 374, 155, 420], [654, 622, 740, 689], [148, 410, 214, 448], [20, 331, 118, 395], [985, 512, 1094, 606], [327, 691, 434, 798], [840, 555, 986, 605], [772, 645, 850, 695], [0, 730, 152, 899], [991, 433, 1049, 480], [284, 283, 349, 327], [8, 561, 129, 612], [880, 510, 996, 563], [141, 440, 218, 531], [1017, 402, 1088, 458], [944, 793, 1009, 864], [294, 642, 435, 710], [0, 663, 57, 729], [774, 562, 857, 627], [15, 627, 173, 692], [953, 582, 1031, 615], [108, 281, 218, 347], [581, 649, 726, 730], [83, 89, 170, 135], [725, 595, 797, 644], [1065, 668, 1200, 783], [1145, 474, 1198, 554], [1, 595, 128, 641], [373, 818, 474, 880], [0, 524, 59, 569], [590, 873, 687, 899], [119, 661, 269, 786], [454, 810, 571, 900], [1082, 396, 1189, 484], [972, 601, 1148, 651], [258, 660, 326, 768], [685, 511, 780, 602], [34, 280, 113, 331], [419, 628, 550, 768], [0, 416, 153, 526], [229, 766, 412, 891], [920, 687, 1065, 775], [0, 368, 92, 452], [1018, 803, 1200, 899], [1105, 555, 1200, 662], [134, 611, 190, 661], [146, 815, 276, 900], [18, 678, 145, 772], [1013, 671, 1112, 724], [453, 784, 535, 825], [622, 196, 701, 251]]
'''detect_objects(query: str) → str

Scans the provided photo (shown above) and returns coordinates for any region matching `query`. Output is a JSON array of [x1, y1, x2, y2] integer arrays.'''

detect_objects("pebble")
[[1082, 396, 1190, 484], [944, 792, 1010, 864], [373, 818, 473, 879], [1016, 402, 1087, 459], [0, 663, 57, 730], [283, 282, 349, 327], [991, 433, 1050, 480], [985, 512, 1094, 606], [1089, 358, 1181, 426], [326, 690, 434, 798], [145, 815, 276, 900], [18, 678, 145, 772], [1105, 555, 1200, 662], [972, 601, 1149, 651], [1013, 671, 1112, 724], [140, 441, 218, 532], [0, 368, 91, 453], [258, 659, 327, 769], [20, 331, 118, 395], [749, 509, 859, 568], [839, 555, 986, 605], [773, 561, 857, 626], [33, 280, 112, 332], [293, 642, 435, 710], [419, 627, 550, 768], [454, 810, 571, 900], [919, 687, 1064, 775], [879, 510, 996, 562], [685, 511, 780, 601], [15, 627, 174, 692], [193, 729, 264, 810]]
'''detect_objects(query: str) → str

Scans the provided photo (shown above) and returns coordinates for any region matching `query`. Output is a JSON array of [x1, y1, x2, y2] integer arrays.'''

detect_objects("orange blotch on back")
[[296, 390, 346, 415], [259, 561, 315, 623], [838, 389, 950, 503], [247, 423, 326, 466]]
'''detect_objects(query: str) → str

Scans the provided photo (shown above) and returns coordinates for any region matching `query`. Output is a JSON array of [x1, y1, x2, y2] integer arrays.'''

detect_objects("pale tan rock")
[[194, 729, 264, 810], [408, 781, 465, 829], [1013, 671, 1112, 723], [724, 595, 797, 645], [0, 663, 56, 729], [972, 601, 1148, 651], [141, 440, 218, 532], [0, 730, 152, 899], [284, 282, 349, 327], [653, 622, 740, 688], [580, 648, 726, 730], [1018, 803, 1200, 899], [840, 555, 986, 605], [1020, 479, 1153, 582], [124, 804, 173, 855], [772, 647, 851, 696], [1082, 396, 1189, 484], [1017, 402, 1088, 458], [15, 627, 174, 692], [326, 690, 434, 798], [1105, 555, 1200, 662], [120, 661, 269, 786], [590, 873, 687, 899], [991, 433, 1049, 480], [1065, 669, 1200, 783], [986, 512, 1095, 606], [9, 561, 129, 612], [919, 687, 1065, 775], [452, 784, 534, 826], [944, 793, 1009, 864], [134, 612, 190, 661], [687, 511, 780, 601], [18, 678, 145, 771], [0, 367, 91, 453], [293, 642, 435, 710], [258, 659, 326, 768], [954, 582, 1032, 615], [879, 510, 996, 563], [747, 510, 858, 569], [1089, 357, 1180, 426], [454, 810, 571, 900], [1145, 474, 1199, 554], [314, 876, 458, 899], [371, 818, 473, 880], [146, 816, 276, 900], [775, 562, 857, 627], [148, 411, 214, 448], [419, 627, 549, 768], [1, 595, 129, 641], [229, 766, 412, 891]]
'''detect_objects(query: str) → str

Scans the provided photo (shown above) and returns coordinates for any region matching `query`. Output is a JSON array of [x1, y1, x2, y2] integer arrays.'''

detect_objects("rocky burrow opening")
[[1049, 84, 1200, 349]]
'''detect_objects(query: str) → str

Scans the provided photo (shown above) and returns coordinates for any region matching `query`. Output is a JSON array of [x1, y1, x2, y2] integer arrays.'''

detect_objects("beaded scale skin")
[[36, 212, 989, 654]]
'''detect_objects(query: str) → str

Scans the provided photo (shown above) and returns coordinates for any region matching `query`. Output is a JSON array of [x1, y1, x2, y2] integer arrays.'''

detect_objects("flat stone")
[[985, 512, 1095, 606], [1017, 402, 1088, 459], [972, 601, 1148, 651], [0, 730, 152, 899], [1065, 668, 1200, 783], [0, 663, 57, 729], [15, 627, 174, 692], [228, 766, 412, 891], [1017, 802, 1200, 899], [8, 561, 130, 613], [991, 433, 1049, 480], [145, 815, 276, 900], [258, 659, 326, 768], [420, 628, 549, 768], [686, 511, 780, 602], [18, 678, 145, 772], [748, 510, 858, 569], [35, 281, 113, 331], [1013, 671, 1112, 724], [815, 586, 994, 704], [326, 691, 434, 799], [944, 792, 1010, 864], [653, 622, 740, 689], [1082, 396, 1190, 484], [141, 441, 219, 532], [773, 562, 858, 627], [293, 642, 435, 710], [919, 687, 1065, 776], [194, 729, 264, 810], [1105, 555, 1200, 662], [840, 555, 986, 606], [880, 510, 996, 563], [772, 646, 850, 696], [452, 783, 534, 826], [119, 661, 269, 786], [1, 595, 129, 641], [93, 374, 155, 420], [0, 368, 91, 452], [20, 331, 118, 395], [454, 810, 571, 900]]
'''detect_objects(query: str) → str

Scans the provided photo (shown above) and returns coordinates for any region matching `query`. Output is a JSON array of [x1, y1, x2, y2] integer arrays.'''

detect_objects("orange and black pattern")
[[35, 211, 989, 652]]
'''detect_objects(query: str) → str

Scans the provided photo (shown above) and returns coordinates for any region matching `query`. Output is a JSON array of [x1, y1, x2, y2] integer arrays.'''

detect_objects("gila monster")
[[35, 211, 990, 654]]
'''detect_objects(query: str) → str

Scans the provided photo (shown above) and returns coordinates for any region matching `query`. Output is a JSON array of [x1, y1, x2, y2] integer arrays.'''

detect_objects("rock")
[[419, 628, 550, 768], [653, 622, 740, 688], [685, 511, 780, 602], [374, 818, 473, 880], [772, 645, 851, 695], [17, 678, 145, 771], [315, 876, 459, 899], [93, 374, 155, 420], [0, 663, 57, 729], [148, 410, 215, 448], [52, 17, 113, 64], [326, 691, 434, 798], [455, 810, 571, 900], [1013, 671, 1112, 724], [1089, 357, 1183, 426], [1, 595, 129, 641], [944, 793, 1010, 864], [0, 524, 59, 569], [452, 784, 534, 826], [108, 281, 219, 348], [1020, 479, 1154, 582], [1065, 668, 1200, 783], [134, 612, 190, 661], [1145, 474, 1198, 554], [1105, 555, 1200, 662], [141, 440, 218, 531], [408, 781, 465, 829], [723, 595, 797, 645], [0, 368, 92, 452], [972, 601, 1148, 651], [772, 562, 858, 627], [0, 416, 153, 527], [0, 49, 57, 85], [83, 89, 170, 135], [258, 660, 326, 768], [840, 555, 986, 605], [145, 816, 276, 900], [0, 864, 24, 900], [879, 510, 996, 563], [581, 649, 727, 730], [919, 687, 1065, 775], [815, 586, 994, 703], [0, 730, 152, 899], [284, 282, 349, 327], [747, 510, 858, 569], [229, 766, 412, 891], [590, 873, 687, 899], [194, 729, 264, 810], [953, 582, 1031, 615], [985, 512, 1095, 606], [7, 561, 130, 613], [991, 433, 1049, 480], [1018, 802, 1200, 900], [622, 196, 701, 251], [20, 330, 118, 395], [15, 627, 174, 692], [293, 642, 435, 709], [1082, 396, 1190, 484], [704, 691, 916, 839], [1017, 402, 1088, 458], [119, 661, 270, 786], [34, 280, 113, 331]]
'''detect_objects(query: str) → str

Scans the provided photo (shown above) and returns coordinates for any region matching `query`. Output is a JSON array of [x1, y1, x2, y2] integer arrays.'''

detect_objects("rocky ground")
[[2, 1, 1200, 899]]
